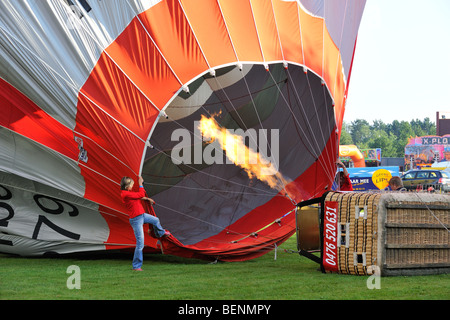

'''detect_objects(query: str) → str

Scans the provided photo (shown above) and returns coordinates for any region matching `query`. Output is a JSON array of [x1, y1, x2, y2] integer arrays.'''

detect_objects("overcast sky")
[[344, 0, 450, 124]]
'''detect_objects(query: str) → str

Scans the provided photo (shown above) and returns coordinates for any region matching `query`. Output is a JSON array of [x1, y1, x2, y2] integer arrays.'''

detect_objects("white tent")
[[431, 161, 450, 172]]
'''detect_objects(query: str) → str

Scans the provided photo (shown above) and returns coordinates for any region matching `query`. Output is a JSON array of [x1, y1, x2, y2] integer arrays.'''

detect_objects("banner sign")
[[346, 166, 400, 191], [420, 136, 450, 145], [405, 135, 450, 165], [322, 201, 339, 272], [361, 148, 381, 161]]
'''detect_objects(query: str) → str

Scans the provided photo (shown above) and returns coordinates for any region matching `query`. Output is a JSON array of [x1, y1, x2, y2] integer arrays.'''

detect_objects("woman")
[[336, 160, 353, 191], [120, 176, 170, 271]]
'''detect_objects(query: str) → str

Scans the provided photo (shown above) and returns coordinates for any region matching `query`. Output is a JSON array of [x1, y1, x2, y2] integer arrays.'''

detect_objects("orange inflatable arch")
[[339, 145, 366, 168]]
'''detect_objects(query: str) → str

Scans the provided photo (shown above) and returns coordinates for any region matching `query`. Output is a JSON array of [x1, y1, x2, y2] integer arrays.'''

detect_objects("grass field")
[[0, 236, 449, 300]]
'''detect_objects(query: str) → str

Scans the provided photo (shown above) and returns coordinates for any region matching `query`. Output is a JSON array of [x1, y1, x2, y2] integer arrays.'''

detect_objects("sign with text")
[[346, 166, 400, 191], [322, 201, 339, 272]]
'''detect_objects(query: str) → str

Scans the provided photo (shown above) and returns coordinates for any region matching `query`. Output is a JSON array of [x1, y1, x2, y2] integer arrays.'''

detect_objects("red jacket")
[[120, 187, 146, 219], [340, 175, 354, 191]]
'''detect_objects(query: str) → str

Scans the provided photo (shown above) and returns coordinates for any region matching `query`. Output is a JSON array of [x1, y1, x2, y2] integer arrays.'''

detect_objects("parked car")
[[401, 169, 450, 192]]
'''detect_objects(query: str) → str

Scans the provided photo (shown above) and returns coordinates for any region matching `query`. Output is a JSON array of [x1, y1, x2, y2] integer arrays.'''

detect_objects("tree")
[[372, 119, 387, 132], [410, 119, 426, 137], [343, 117, 437, 158], [410, 118, 436, 136], [340, 121, 353, 145], [367, 130, 396, 157], [350, 119, 371, 146], [393, 121, 415, 157]]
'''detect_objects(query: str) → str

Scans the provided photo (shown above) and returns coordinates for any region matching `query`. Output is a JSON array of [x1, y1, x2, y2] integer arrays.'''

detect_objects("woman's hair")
[[120, 176, 134, 190]]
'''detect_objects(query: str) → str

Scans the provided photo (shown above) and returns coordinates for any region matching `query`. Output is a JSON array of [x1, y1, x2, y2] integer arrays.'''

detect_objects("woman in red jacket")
[[336, 160, 353, 191], [120, 176, 170, 271]]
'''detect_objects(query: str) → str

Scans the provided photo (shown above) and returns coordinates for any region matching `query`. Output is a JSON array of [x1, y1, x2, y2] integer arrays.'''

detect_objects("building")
[[437, 111, 450, 136], [381, 157, 405, 172]]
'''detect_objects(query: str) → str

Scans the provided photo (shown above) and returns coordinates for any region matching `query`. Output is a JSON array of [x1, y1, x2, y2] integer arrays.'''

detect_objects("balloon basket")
[[296, 191, 450, 276]]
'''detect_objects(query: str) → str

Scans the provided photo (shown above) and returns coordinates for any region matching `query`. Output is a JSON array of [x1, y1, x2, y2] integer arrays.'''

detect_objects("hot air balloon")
[[0, 0, 366, 261]]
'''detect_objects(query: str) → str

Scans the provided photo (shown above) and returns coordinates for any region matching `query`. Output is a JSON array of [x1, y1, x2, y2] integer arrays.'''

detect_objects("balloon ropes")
[[0, 0, 366, 261]]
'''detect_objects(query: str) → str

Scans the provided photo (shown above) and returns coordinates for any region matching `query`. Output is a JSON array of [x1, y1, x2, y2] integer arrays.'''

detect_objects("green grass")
[[0, 236, 449, 300]]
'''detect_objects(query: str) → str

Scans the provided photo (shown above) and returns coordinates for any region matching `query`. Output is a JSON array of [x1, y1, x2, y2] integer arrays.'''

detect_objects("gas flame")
[[198, 114, 294, 196]]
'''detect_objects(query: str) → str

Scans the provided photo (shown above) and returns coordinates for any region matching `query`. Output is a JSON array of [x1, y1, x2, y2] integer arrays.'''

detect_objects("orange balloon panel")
[[179, 0, 237, 67]]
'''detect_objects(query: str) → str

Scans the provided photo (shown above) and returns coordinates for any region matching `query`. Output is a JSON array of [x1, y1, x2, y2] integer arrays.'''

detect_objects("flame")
[[198, 115, 293, 195]]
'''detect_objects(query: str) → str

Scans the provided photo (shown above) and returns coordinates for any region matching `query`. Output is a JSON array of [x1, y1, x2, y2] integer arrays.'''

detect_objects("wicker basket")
[[296, 191, 450, 276]]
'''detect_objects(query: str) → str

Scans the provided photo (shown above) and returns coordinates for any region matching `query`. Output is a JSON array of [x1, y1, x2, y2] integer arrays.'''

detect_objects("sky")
[[344, 0, 450, 124]]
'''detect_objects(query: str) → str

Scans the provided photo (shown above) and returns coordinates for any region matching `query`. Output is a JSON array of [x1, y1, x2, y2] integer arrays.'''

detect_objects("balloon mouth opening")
[[142, 62, 335, 245]]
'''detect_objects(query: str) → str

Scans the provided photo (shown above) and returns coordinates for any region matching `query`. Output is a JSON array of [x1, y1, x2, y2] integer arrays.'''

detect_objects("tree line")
[[340, 118, 436, 158]]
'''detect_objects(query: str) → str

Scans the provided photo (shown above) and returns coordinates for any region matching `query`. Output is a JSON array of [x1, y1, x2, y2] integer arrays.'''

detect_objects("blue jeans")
[[129, 213, 166, 269]]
